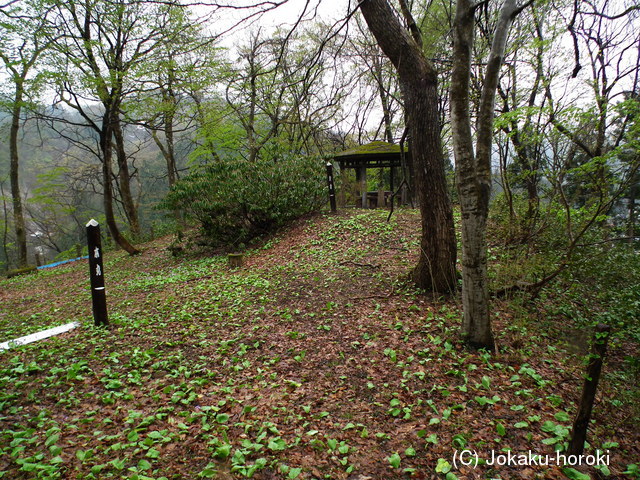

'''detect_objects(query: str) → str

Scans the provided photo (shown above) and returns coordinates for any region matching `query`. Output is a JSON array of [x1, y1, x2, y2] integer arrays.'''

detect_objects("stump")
[[228, 253, 244, 269], [568, 323, 611, 456]]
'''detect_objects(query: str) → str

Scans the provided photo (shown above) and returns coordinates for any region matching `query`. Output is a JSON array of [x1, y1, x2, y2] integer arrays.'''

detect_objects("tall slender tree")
[[47, 0, 184, 253], [0, 0, 54, 267], [451, 0, 529, 348]]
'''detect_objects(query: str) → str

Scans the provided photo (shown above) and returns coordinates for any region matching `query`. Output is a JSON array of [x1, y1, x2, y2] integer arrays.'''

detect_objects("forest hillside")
[[1, 209, 638, 479]]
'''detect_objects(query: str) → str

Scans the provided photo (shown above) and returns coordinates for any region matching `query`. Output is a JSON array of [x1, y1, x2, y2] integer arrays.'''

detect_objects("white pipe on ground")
[[0, 322, 80, 352]]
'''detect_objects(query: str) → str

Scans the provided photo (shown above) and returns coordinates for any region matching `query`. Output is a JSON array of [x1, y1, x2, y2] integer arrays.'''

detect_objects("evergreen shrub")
[[162, 153, 326, 247]]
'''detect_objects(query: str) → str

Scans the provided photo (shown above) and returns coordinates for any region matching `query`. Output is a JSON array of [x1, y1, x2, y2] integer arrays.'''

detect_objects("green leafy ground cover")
[[0, 210, 638, 479]]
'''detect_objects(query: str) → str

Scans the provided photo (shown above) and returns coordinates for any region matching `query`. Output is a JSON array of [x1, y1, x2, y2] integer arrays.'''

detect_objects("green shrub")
[[492, 193, 640, 342], [162, 153, 326, 248], [567, 242, 640, 341], [54, 244, 87, 261]]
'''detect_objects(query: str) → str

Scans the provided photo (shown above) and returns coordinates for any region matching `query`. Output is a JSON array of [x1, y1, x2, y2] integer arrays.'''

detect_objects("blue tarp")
[[37, 256, 89, 270]]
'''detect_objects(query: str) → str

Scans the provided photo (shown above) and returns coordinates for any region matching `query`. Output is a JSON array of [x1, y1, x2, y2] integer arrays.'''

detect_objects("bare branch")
[[513, 0, 534, 18], [582, 0, 640, 20], [567, 0, 582, 78]]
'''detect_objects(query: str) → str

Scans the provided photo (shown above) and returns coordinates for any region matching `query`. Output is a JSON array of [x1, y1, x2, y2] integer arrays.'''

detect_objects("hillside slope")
[[1, 210, 637, 479]]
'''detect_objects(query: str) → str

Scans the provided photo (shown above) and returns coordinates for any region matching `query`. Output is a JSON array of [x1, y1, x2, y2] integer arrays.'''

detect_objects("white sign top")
[[86, 219, 99, 227]]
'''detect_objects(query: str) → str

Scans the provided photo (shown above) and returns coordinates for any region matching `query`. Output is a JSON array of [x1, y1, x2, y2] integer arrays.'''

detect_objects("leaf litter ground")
[[0, 210, 638, 479]]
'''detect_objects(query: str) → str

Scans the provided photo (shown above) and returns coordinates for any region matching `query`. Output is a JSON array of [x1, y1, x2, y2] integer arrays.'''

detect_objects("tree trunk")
[[113, 116, 141, 238], [163, 61, 179, 187], [408, 79, 458, 292], [151, 129, 178, 187], [247, 48, 259, 164], [9, 81, 28, 268], [150, 71, 183, 222], [376, 57, 393, 209], [163, 105, 178, 187], [1, 178, 11, 270], [497, 138, 516, 234], [100, 110, 140, 255], [360, 0, 457, 293], [374, 55, 395, 145], [568, 324, 611, 456], [451, 0, 519, 349], [510, 132, 540, 218], [629, 174, 637, 243]]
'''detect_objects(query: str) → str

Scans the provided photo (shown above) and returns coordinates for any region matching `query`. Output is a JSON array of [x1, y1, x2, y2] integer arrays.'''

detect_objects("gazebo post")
[[355, 168, 362, 207], [360, 166, 368, 208], [377, 169, 385, 208]]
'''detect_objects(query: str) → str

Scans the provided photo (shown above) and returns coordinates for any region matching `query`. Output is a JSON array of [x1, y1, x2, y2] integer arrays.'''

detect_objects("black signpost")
[[326, 161, 337, 213], [86, 219, 108, 326]]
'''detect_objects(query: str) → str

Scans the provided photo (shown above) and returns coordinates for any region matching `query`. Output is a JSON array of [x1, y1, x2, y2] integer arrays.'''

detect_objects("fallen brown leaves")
[[0, 210, 638, 479]]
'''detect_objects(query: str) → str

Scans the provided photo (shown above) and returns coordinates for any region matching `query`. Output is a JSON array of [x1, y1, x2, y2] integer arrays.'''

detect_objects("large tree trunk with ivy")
[[451, 0, 520, 349], [360, 0, 457, 293]]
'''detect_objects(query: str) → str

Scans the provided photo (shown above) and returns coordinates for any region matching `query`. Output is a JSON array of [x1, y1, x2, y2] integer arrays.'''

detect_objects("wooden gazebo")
[[333, 141, 410, 208]]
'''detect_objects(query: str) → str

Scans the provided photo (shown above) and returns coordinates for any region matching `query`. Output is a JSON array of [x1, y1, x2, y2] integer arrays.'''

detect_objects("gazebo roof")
[[333, 141, 409, 169]]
